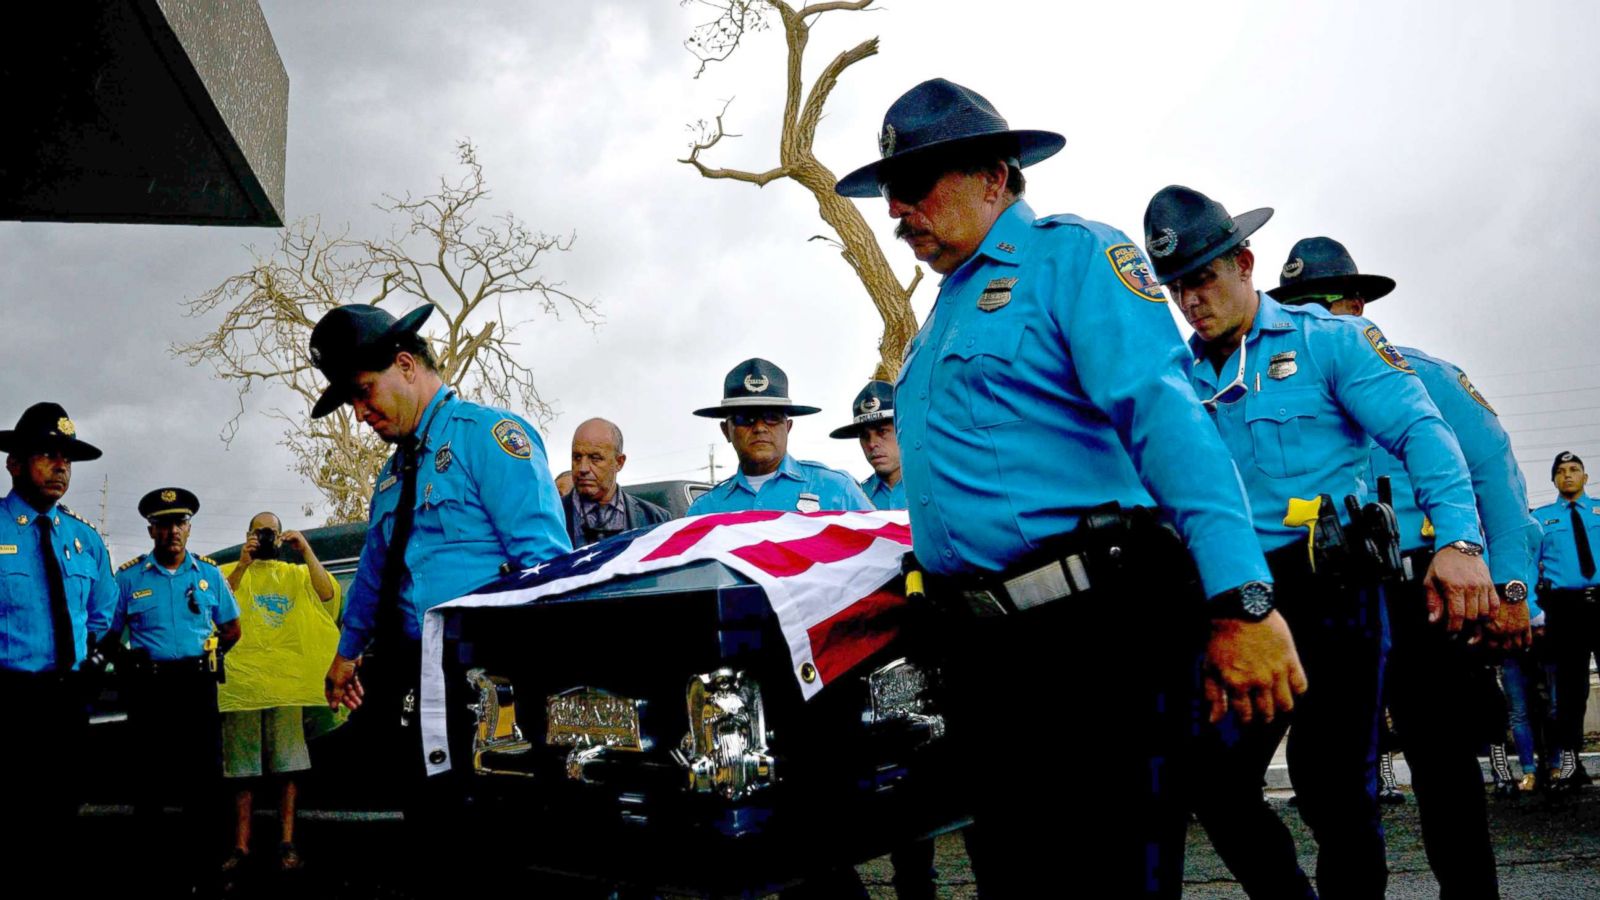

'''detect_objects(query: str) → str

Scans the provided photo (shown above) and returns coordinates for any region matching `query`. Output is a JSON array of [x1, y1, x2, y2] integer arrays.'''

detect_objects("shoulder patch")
[[1105, 243, 1166, 302], [118, 555, 145, 572], [1362, 324, 1414, 373], [1456, 371, 1496, 415], [492, 419, 533, 459]]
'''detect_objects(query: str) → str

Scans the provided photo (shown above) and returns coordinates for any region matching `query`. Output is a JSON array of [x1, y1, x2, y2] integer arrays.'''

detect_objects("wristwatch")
[[1500, 580, 1528, 604], [1441, 540, 1484, 557], [1211, 581, 1275, 623]]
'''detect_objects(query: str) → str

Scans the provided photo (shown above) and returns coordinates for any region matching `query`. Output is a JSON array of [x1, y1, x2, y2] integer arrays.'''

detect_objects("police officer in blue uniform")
[[309, 304, 570, 886], [689, 359, 872, 515], [114, 486, 241, 886], [830, 381, 906, 511], [836, 79, 1305, 898], [1146, 186, 1497, 899], [1272, 235, 1538, 898], [1535, 450, 1600, 789], [0, 402, 118, 874]]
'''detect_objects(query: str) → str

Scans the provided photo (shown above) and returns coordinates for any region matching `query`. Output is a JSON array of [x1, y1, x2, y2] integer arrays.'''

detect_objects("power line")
[[1471, 361, 1600, 381]]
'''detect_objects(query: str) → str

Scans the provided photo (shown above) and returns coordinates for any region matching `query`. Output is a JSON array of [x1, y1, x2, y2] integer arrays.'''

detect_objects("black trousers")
[[126, 666, 223, 878], [0, 670, 87, 878], [1545, 590, 1600, 754], [936, 536, 1204, 899], [1384, 577, 1500, 899], [1192, 556, 1387, 900]]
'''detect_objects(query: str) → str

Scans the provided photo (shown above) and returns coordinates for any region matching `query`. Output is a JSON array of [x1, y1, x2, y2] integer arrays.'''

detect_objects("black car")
[[431, 529, 964, 896]]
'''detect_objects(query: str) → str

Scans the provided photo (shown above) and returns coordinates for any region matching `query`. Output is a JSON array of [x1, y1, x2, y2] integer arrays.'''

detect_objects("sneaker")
[[1378, 786, 1407, 805]]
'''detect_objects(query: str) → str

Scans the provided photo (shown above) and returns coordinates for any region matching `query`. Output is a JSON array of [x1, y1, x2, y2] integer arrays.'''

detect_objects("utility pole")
[[707, 443, 722, 484], [98, 474, 113, 560]]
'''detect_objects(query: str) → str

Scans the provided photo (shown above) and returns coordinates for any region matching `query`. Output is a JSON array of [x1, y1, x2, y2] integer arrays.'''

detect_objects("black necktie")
[[374, 438, 421, 646], [1573, 503, 1596, 580], [36, 516, 76, 670]]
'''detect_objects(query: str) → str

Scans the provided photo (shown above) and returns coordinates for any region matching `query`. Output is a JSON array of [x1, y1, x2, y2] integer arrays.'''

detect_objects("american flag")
[[420, 509, 912, 774]]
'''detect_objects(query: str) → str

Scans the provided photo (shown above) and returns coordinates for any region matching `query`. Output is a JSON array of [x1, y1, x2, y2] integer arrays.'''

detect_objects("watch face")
[[1241, 582, 1274, 617], [1505, 580, 1528, 603]]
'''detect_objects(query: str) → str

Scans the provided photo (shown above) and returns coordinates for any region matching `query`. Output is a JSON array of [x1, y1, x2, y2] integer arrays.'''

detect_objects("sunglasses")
[[1203, 341, 1249, 411], [878, 164, 946, 205], [728, 411, 787, 428]]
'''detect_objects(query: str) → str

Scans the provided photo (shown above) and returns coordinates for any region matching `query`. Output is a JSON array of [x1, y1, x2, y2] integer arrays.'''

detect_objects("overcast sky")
[[4, 0, 1597, 559]]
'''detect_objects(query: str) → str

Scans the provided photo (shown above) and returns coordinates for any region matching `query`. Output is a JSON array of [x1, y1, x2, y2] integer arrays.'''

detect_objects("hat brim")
[[1153, 207, 1274, 285], [0, 433, 103, 462], [310, 305, 436, 420], [1267, 273, 1397, 304], [693, 403, 822, 419], [834, 130, 1066, 199], [829, 412, 894, 439]]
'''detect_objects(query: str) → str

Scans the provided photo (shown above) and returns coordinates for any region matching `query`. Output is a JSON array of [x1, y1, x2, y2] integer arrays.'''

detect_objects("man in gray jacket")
[[563, 418, 670, 545]]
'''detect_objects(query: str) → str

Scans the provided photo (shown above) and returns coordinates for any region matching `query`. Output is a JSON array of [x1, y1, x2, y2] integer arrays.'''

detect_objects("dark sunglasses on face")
[[878, 164, 946, 205], [728, 411, 787, 428]]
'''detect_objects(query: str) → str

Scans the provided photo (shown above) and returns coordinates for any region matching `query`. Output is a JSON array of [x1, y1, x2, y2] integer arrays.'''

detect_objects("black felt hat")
[[138, 487, 199, 522], [308, 304, 434, 419], [693, 358, 821, 418], [829, 381, 896, 439], [1268, 236, 1396, 304], [834, 78, 1065, 199], [1142, 185, 1273, 284], [0, 402, 102, 461]]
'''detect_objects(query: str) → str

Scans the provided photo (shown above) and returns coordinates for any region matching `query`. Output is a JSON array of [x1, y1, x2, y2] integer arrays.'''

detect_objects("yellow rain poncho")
[[217, 560, 343, 712]]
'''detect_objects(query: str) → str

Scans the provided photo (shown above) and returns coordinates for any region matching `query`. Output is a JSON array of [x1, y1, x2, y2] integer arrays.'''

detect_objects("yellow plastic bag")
[[217, 560, 343, 712]]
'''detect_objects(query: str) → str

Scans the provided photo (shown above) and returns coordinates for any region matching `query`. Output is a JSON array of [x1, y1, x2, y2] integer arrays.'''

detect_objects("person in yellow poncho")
[[217, 514, 341, 876]]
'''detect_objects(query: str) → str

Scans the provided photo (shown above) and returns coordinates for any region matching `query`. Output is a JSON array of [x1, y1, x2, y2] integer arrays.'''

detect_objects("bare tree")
[[174, 141, 596, 524], [680, 0, 919, 381]]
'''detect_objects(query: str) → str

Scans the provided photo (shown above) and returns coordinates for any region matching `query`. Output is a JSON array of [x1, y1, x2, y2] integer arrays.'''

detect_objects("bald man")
[[563, 418, 671, 545]]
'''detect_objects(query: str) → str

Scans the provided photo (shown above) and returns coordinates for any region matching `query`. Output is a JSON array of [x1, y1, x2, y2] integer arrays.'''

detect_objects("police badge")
[[796, 493, 821, 513], [435, 441, 454, 473], [1268, 351, 1298, 380], [978, 277, 1017, 312]]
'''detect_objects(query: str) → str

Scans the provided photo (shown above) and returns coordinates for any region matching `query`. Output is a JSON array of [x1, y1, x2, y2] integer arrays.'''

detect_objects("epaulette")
[[57, 503, 98, 532], [198, 555, 219, 567], [118, 555, 146, 572]]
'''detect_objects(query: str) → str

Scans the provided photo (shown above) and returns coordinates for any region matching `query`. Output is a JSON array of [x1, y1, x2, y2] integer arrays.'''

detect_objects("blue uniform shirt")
[[113, 551, 239, 661], [0, 491, 117, 672], [895, 200, 1269, 596], [1189, 294, 1483, 552], [1533, 494, 1600, 590], [861, 473, 907, 511], [1368, 347, 1539, 597], [341, 388, 572, 658], [688, 454, 872, 514]]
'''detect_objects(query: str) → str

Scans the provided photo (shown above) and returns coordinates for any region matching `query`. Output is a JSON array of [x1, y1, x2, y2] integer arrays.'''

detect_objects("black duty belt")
[[942, 551, 1098, 618], [1545, 586, 1600, 604], [129, 655, 210, 676]]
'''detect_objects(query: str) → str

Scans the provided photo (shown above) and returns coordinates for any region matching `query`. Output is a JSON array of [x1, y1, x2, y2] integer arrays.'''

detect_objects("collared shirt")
[[1368, 346, 1539, 593], [1533, 493, 1600, 590], [861, 473, 907, 511], [0, 490, 117, 672], [1189, 293, 1482, 552], [687, 454, 871, 514], [576, 490, 627, 536], [895, 200, 1268, 596], [341, 388, 572, 658], [113, 551, 239, 661]]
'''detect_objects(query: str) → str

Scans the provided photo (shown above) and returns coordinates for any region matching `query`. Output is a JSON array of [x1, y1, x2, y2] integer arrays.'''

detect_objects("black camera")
[[253, 527, 279, 559]]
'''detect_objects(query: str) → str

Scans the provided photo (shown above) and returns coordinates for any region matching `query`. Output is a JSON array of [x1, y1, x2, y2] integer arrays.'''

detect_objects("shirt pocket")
[[416, 476, 476, 545], [0, 552, 32, 658], [937, 320, 1026, 430], [125, 588, 161, 627], [1245, 389, 1322, 480]]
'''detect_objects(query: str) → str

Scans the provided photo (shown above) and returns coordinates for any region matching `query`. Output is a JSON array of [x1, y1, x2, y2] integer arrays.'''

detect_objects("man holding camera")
[[218, 513, 341, 877]]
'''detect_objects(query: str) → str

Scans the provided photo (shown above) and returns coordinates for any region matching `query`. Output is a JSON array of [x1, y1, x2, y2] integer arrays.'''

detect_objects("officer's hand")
[[1485, 599, 1532, 651], [325, 654, 364, 711], [1424, 550, 1496, 634], [1204, 612, 1309, 726]]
